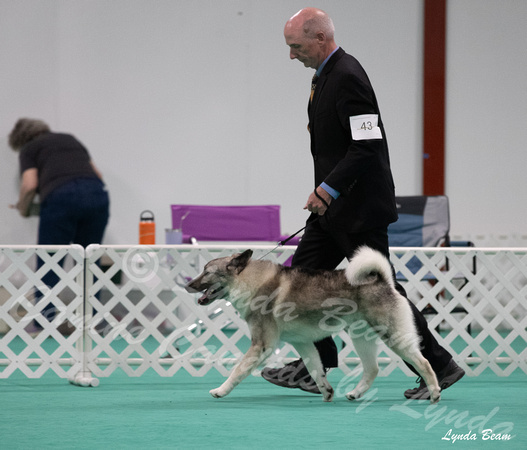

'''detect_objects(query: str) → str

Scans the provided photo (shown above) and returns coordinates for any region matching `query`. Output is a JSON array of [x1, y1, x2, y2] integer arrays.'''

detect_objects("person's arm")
[[322, 72, 384, 194], [15, 168, 38, 217]]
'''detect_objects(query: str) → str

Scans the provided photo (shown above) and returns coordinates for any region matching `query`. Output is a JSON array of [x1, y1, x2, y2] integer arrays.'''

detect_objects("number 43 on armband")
[[350, 114, 382, 141], [360, 121, 374, 131]]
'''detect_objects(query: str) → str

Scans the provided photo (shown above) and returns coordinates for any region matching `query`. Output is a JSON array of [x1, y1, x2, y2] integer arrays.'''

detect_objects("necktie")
[[310, 73, 319, 103]]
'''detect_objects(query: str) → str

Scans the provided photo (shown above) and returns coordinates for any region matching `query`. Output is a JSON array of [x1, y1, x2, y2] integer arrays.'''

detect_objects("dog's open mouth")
[[197, 285, 224, 305]]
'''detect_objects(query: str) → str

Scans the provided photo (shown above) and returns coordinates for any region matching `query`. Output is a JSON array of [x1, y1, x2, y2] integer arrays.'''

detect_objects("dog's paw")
[[209, 388, 225, 398], [321, 386, 334, 402], [345, 390, 361, 401], [430, 391, 441, 404]]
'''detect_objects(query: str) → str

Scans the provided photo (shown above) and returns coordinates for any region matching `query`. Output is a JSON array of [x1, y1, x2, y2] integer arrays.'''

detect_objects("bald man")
[[261, 8, 464, 400]]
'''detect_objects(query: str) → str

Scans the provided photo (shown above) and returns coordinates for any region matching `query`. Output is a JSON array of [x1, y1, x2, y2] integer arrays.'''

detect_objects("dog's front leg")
[[294, 342, 334, 402], [210, 342, 273, 399]]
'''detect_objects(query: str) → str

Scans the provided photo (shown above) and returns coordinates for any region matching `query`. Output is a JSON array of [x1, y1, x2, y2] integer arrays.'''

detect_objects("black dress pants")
[[291, 215, 452, 374]]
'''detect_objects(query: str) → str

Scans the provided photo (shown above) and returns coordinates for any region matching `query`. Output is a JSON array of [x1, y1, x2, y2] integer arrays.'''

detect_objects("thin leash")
[[258, 225, 307, 261], [258, 212, 321, 261]]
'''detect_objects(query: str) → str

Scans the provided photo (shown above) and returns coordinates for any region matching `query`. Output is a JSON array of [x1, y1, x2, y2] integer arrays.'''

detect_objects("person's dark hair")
[[8, 118, 51, 150]]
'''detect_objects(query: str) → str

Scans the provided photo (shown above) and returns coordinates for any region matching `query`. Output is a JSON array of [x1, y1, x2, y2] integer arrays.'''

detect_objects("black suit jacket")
[[308, 48, 398, 232]]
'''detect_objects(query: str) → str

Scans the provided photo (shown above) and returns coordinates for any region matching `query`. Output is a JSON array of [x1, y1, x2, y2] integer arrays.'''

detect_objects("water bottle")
[[139, 210, 156, 244]]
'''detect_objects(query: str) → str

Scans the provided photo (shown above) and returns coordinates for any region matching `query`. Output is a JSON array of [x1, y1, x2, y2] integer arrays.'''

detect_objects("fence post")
[[68, 244, 99, 387]]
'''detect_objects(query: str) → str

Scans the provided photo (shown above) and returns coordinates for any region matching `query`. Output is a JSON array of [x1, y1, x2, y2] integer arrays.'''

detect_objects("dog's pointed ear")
[[227, 249, 253, 274]]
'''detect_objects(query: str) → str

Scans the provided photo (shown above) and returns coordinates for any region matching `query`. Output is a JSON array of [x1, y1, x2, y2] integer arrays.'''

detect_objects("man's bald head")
[[284, 8, 337, 69]]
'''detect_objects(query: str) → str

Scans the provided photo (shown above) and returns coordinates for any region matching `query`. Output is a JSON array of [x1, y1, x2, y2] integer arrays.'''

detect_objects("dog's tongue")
[[197, 286, 221, 305], [198, 292, 210, 305]]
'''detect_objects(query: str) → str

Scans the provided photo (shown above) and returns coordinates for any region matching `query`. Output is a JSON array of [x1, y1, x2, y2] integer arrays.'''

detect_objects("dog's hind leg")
[[391, 342, 441, 404], [345, 332, 379, 401], [294, 342, 334, 402], [406, 353, 440, 404], [384, 323, 441, 404]]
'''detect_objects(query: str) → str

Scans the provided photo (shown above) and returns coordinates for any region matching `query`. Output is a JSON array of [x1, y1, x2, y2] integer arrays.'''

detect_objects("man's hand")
[[304, 186, 333, 215]]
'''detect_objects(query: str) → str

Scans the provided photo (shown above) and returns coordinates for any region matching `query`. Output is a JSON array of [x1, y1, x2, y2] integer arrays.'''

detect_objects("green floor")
[[1, 367, 525, 449]]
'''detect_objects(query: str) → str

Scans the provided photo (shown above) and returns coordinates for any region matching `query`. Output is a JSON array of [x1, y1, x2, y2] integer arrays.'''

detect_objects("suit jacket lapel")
[[309, 48, 345, 115]]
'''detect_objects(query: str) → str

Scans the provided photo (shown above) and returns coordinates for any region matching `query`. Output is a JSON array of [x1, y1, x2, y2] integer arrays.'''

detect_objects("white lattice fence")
[[1, 245, 526, 382], [83, 245, 299, 378], [82, 245, 526, 380], [388, 247, 527, 376], [0, 245, 85, 378]]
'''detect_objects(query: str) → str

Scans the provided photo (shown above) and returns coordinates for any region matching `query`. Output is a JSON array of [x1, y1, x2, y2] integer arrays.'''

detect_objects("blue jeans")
[[38, 177, 109, 246], [36, 178, 109, 325]]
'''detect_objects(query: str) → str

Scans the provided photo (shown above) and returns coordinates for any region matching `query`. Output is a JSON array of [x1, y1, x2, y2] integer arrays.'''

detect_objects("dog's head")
[[185, 250, 253, 305]]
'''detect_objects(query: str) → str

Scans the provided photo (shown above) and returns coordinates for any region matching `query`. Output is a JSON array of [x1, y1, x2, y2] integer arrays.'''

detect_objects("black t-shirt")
[[19, 132, 98, 201]]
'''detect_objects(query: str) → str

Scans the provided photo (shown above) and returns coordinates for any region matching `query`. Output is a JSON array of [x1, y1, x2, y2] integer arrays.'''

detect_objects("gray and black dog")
[[185, 246, 440, 404]]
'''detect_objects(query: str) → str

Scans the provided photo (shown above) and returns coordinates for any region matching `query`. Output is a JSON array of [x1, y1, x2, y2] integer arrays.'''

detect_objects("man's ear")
[[227, 249, 253, 274]]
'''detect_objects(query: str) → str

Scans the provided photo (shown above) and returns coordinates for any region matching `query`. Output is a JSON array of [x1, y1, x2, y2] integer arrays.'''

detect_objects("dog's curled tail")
[[345, 246, 395, 288]]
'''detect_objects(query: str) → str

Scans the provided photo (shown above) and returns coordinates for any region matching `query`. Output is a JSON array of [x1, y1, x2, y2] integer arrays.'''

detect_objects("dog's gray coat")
[[185, 246, 440, 403]]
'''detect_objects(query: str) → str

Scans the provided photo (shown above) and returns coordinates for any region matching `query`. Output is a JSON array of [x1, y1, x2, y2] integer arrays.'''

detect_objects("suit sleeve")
[[322, 72, 386, 196]]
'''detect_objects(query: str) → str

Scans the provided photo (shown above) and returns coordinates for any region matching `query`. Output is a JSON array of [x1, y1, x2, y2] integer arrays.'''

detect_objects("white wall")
[[446, 0, 527, 243], [1, 0, 525, 246]]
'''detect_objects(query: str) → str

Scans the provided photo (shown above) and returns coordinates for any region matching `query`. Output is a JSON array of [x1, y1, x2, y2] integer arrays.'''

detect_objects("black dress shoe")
[[404, 359, 465, 399], [261, 359, 322, 394]]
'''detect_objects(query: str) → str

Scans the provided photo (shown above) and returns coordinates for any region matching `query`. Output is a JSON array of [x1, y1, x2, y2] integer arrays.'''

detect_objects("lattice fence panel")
[[389, 247, 527, 377], [0, 245, 85, 378], [83, 245, 298, 378]]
